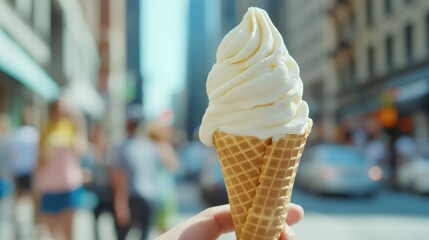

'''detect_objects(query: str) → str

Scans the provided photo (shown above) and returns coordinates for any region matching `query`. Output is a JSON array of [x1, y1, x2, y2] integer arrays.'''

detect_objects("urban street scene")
[[0, 0, 429, 240]]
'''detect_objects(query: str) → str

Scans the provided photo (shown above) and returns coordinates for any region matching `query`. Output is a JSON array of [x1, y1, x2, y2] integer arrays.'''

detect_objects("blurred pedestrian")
[[148, 120, 179, 233], [394, 133, 416, 166], [81, 123, 114, 240], [110, 108, 157, 240], [10, 106, 39, 238], [11, 106, 39, 197], [0, 114, 14, 239], [34, 98, 87, 240], [200, 146, 227, 207], [364, 121, 389, 166], [178, 127, 205, 181]]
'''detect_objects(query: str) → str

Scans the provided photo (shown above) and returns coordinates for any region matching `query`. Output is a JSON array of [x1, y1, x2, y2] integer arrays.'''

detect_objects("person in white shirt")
[[11, 108, 39, 196]]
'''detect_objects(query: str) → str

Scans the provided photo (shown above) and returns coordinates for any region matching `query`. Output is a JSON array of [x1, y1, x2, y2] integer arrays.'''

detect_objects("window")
[[384, 0, 392, 15], [366, 0, 373, 27], [368, 46, 375, 77], [385, 35, 394, 69], [405, 24, 413, 61]]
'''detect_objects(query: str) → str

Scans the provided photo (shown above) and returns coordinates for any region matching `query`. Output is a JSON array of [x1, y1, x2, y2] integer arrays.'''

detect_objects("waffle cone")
[[213, 121, 312, 240]]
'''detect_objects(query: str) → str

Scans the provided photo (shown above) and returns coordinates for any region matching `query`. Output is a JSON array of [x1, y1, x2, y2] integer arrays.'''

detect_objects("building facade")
[[79, 0, 127, 140], [183, 0, 221, 138], [286, 0, 429, 142], [0, 0, 60, 126], [331, 0, 429, 141], [285, 0, 337, 141], [0, 0, 104, 127]]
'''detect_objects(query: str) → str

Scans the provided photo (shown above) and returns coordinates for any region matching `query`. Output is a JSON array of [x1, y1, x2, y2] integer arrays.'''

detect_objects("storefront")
[[336, 64, 429, 182], [338, 65, 429, 136], [0, 29, 60, 126]]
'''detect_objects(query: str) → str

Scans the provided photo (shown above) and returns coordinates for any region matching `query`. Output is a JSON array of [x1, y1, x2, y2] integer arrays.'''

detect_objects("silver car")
[[397, 157, 429, 194], [296, 144, 381, 197]]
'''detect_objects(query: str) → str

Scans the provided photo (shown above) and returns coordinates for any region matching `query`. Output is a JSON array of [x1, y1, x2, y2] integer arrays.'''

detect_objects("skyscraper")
[[185, 0, 221, 137], [126, 0, 143, 107]]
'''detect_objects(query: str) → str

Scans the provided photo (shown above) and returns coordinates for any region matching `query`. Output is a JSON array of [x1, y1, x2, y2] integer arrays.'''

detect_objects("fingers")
[[173, 204, 233, 240], [280, 225, 296, 240], [197, 203, 303, 239], [204, 203, 303, 232], [203, 204, 234, 234], [156, 203, 303, 240], [286, 203, 304, 226], [280, 203, 304, 240]]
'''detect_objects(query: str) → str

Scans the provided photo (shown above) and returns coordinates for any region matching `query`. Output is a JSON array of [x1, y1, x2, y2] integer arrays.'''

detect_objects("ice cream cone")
[[213, 131, 270, 238], [213, 121, 312, 240]]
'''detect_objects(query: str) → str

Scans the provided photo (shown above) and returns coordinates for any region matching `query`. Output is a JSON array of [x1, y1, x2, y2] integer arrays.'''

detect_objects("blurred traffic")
[[1, 0, 429, 240], [297, 144, 381, 197]]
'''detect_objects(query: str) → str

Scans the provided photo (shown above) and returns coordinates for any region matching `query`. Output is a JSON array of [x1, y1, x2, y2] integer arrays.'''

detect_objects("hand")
[[155, 203, 303, 240]]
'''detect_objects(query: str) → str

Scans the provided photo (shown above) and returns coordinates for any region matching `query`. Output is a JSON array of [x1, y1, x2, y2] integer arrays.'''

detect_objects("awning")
[[0, 29, 59, 100], [64, 80, 105, 119], [338, 71, 429, 119]]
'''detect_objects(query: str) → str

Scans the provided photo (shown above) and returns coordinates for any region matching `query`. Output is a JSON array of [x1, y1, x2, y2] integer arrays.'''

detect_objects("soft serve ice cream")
[[200, 8, 312, 239], [199, 7, 311, 146]]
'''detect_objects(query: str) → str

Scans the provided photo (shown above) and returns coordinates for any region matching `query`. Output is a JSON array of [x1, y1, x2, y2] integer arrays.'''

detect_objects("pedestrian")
[[10, 106, 39, 238], [148, 120, 179, 233], [34, 98, 87, 240], [394, 133, 416, 166], [178, 127, 205, 181], [0, 114, 14, 240], [81, 123, 114, 240], [110, 107, 158, 240], [364, 120, 389, 166], [11, 106, 39, 197]]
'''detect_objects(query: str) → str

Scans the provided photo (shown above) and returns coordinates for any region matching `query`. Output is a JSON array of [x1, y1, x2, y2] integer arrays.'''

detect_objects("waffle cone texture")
[[213, 121, 312, 240]]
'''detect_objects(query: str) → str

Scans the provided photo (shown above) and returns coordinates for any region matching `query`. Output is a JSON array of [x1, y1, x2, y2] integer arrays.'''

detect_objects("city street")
[[292, 188, 429, 240], [2, 183, 428, 240], [78, 183, 429, 240], [177, 183, 429, 240]]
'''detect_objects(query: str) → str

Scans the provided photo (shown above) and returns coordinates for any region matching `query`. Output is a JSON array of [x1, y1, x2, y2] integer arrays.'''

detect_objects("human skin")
[[155, 203, 304, 240]]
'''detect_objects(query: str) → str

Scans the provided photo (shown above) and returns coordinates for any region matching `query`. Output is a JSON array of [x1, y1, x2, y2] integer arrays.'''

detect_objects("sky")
[[141, 0, 188, 119]]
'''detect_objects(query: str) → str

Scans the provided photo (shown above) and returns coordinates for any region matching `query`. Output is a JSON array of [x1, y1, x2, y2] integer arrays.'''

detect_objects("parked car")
[[397, 157, 429, 194], [296, 144, 382, 197]]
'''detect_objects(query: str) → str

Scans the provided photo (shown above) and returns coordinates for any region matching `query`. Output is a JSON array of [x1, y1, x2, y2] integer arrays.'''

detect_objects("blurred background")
[[0, 0, 428, 239]]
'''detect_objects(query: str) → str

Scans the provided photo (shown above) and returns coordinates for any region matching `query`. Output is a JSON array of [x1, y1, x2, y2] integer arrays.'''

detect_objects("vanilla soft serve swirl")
[[199, 7, 311, 146]]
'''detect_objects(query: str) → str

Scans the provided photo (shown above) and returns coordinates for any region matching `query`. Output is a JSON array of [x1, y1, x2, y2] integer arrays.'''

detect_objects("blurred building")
[[106, 0, 127, 140], [126, 0, 143, 108], [285, 0, 337, 142], [0, 0, 105, 127], [331, 0, 429, 141], [184, 0, 221, 138], [80, 0, 127, 140], [0, 0, 60, 126], [286, 0, 429, 142]]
